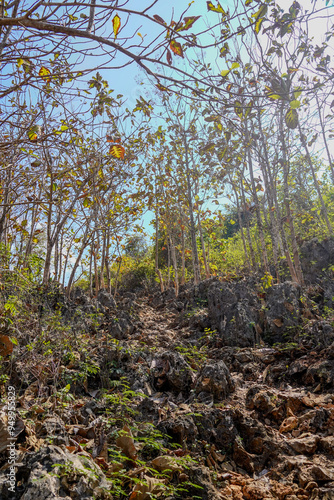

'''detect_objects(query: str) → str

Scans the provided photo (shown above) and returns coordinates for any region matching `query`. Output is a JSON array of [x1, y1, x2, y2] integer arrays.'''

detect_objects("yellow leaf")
[[109, 144, 125, 159], [113, 14, 121, 39], [170, 40, 183, 57], [39, 66, 51, 83]]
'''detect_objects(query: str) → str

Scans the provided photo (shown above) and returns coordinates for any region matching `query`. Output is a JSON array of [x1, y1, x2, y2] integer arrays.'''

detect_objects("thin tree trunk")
[[279, 105, 304, 284], [239, 174, 256, 269], [316, 93, 334, 183], [169, 234, 179, 296], [197, 213, 210, 279], [155, 200, 164, 292], [244, 122, 269, 273], [298, 123, 333, 236], [184, 133, 201, 284]]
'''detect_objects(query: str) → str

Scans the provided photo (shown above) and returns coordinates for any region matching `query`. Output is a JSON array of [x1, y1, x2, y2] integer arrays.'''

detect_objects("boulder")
[[1, 445, 112, 499], [195, 360, 235, 401], [150, 351, 194, 395], [300, 237, 334, 283], [264, 282, 301, 344], [207, 281, 260, 347], [97, 289, 116, 309]]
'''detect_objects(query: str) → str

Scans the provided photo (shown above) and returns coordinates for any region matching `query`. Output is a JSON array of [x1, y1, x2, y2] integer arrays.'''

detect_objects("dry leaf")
[[273, 318, 283, 328], [116, 424, 137, 460], [0, 416, 10, 453], [129, 475, 165, 500], [151, 455, 182, 473], [284, 301, 294, 313], [0, 335, 13, 356]]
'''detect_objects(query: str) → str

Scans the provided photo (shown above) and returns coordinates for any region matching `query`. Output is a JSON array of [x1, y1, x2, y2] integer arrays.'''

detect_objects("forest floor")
[[0, 277, 334, 499]]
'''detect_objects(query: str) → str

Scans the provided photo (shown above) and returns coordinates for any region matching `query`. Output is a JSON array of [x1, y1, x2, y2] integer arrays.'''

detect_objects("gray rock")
[[264, 281, 301, 344], [300, 237, 334, 283], [35, 414, 68, 446], [97, 289, 116, 309], [207, 281, 260, 347], [151, 351, 194, 395], [1, 445, 112, 499], [195, 360, 235, 401]]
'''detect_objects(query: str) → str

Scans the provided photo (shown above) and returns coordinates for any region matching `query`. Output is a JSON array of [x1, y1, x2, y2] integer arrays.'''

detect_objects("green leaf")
[[221, 69, 230, 77], [234, 100, 243, 119], [207, 1, 227, 15], [177, 15, 201, 31], [27, 125, 40, 141], [252, 4, 268, 20], [83, 198, 92, 208], [255, 17, 264, 34], [293, 87, 302, 99], [252, 4, 268, 34], [289, 100, 300, 109], [244, 101, 253, 118], [285, 108, 299, 129]]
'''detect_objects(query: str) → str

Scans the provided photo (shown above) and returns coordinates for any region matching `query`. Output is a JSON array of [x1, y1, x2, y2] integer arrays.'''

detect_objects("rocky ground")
[[1, 262, 334, 498]]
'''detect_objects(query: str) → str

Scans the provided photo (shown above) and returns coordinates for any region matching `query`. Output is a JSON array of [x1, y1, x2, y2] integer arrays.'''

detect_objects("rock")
[[319, 436, 334, 456], [108, 311, 134, 339], [233, 438, 255, 473], [150, 351, 194, 395], [304, 359, 334, 389], [1, 445, 112, 499], [300, 237, 334, 283], [264, 282, 301, 344], [242, 479, 272, 499], [195, 360, 235, 401], [158, 415, 198, 445], [288, 436, 318, 455], [207, 280, 261, 347], [193, 408, 238, 449], [245, 387, 276, 414], [97, 289, 116, 309], [279, 416, 299, 433], [186, 465, 224, 500], [35, 414, 68, 446]]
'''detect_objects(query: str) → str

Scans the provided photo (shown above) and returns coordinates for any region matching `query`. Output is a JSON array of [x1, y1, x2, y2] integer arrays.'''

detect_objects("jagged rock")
[[245, 387, 276, 415], [319, 436, 334, 456], [108, 311, 134, 339], [186, 465, 224, 500], [193, 408, 238, 449], [288, 436, 319, 455], [304, 359, 334, 388], [264, 282, 301, 344], [233, 437, 255, 473], [150, 351, 194, 395], [300, 237, 334, 283], [97, 289, 116, 309], [195, 360, 235, 401], [0, 445, 112, 499], [35, 414, 68, 446], [207, 281, 260, 347], [158, 415, 198, 445]]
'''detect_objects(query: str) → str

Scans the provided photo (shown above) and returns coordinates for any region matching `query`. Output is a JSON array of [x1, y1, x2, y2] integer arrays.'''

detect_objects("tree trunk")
[[184, 132, 201, 284]]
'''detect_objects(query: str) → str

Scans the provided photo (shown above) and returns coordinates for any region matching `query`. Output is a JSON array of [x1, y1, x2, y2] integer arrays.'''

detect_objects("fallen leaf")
[[273, 318, 283, 328], [116, 424, 137, 460], [151, 455, 182, 473], [0, 335, 13, 356], [129, 475, 165, 500]]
